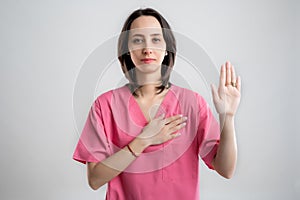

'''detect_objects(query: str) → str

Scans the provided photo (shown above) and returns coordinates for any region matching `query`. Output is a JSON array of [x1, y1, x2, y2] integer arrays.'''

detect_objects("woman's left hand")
[[211, 61, 241, 116]]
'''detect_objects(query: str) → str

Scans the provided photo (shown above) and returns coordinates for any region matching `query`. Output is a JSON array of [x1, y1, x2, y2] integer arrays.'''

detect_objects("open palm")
[[211, 61, 241, 116]]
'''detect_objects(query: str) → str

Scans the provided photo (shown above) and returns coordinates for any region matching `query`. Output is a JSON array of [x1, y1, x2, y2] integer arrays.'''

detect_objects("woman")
[[73, 8, 241, 200]]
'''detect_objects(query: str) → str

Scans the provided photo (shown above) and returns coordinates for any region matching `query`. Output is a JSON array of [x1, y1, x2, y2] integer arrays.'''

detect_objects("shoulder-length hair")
[[117, 8, 176, 95]]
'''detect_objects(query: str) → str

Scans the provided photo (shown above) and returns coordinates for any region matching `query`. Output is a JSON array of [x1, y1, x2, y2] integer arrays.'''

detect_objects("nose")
[[142, 47, 153, 55]]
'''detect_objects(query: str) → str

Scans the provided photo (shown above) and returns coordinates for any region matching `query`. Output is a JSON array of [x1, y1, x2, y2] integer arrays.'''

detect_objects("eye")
[[132, 38, 144, 44], [152, 38, 161, 43]]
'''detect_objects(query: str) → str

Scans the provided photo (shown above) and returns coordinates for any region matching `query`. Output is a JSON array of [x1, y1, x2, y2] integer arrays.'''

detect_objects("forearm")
[[88, 138, 149, 190], [213, 114, 237, 179], [88, 114, 185, 189]]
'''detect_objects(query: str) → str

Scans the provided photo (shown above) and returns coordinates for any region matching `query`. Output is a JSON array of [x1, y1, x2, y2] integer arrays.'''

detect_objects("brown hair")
[[117, 8, 176, 95]]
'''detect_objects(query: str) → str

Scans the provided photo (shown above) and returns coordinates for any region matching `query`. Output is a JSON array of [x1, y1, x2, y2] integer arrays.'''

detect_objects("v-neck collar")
[[126, 84, 173, 124]]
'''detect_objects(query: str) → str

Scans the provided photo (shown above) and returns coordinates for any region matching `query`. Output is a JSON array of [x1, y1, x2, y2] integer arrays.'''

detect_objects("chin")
[[136, 64, 161, 73]]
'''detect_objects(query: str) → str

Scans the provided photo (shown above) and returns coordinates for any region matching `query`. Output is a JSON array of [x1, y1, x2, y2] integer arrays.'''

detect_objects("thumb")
[[158, 113, 165, 119], [211, 84, 219, 101]]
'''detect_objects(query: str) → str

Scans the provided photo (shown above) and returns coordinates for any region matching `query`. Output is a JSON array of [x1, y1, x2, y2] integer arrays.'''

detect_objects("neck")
[[134, 68, 163, 98], [135, 83, 161, 98], [135, 69, 161, 86]]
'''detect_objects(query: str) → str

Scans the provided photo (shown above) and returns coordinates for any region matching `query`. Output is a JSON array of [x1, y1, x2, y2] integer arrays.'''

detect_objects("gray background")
[[0, 0, 299, 199]]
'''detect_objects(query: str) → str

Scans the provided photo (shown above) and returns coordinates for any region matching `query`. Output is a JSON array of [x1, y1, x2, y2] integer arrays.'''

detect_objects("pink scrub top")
[[73, 84, 220, 200]]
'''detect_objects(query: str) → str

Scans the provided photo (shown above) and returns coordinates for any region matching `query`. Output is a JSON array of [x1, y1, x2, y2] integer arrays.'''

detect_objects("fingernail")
[[182, 122, 186, 126], [183, 116, 188, 121]]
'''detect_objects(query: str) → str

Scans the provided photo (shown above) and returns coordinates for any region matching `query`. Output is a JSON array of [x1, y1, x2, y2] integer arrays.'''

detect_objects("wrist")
[[219, 113, 235, 120], [225, 114, 235, 120], [127, 144, 139, 157], [219, 113, 235, 128], [130, 137, 150, 154]]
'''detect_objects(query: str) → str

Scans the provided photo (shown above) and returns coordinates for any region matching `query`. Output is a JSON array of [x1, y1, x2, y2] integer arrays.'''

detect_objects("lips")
[[141, 58, 156, 64]]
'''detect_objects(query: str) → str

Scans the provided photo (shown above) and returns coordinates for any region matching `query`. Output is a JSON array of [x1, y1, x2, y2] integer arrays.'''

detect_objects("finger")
[[169, 122, 186, 133], [165, 132, 181, 142], [236, 76, 241, 91], [167, 116, 187, 127], [231, 65, 236, 84], [170, 132, 181, 139], [226, 61, 231, 86], [164, 114, 183, 125], [220, 64, 226, 86], [152, 113, 166, 126], [157, 113, 165, 119]]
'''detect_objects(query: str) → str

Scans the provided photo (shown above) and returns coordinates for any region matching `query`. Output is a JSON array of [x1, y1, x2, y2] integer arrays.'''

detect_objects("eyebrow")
[[131, 33, 162, 37]]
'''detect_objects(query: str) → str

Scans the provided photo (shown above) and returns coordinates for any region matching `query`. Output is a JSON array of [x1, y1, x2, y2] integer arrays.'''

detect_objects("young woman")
[[73, 8, 241, 200]]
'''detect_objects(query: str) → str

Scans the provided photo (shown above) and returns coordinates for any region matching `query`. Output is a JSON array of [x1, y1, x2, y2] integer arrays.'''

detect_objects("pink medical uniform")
[[73, 84, 220, 200]]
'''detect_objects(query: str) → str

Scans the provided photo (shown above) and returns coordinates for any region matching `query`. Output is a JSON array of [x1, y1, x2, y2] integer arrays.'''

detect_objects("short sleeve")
[[196, 93, 220, 170], [73, 99, 111, 164]]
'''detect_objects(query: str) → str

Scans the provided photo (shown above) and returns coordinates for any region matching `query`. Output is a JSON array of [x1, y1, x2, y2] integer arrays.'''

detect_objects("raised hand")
[[211, 61, 241, 116]]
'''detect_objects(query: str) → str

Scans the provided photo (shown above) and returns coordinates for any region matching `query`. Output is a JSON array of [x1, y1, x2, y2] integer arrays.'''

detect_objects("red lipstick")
[[141, 58, 155, 64]]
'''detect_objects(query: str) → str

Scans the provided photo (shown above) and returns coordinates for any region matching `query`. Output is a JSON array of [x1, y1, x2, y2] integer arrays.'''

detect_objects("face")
[[128, 16, 167, 74]]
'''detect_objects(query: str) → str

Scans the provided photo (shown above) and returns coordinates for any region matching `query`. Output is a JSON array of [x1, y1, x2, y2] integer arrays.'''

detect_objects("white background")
[[0, 0, 299, 199]]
